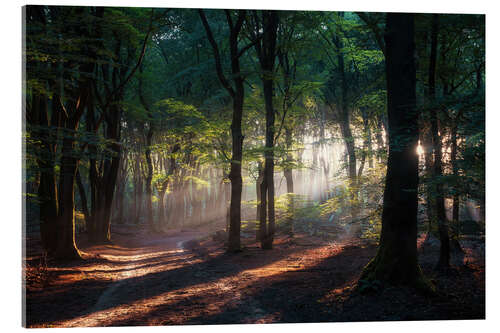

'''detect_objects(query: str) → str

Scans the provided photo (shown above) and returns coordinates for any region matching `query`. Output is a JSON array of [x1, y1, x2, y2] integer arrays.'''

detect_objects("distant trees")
[[24, 6, 484, 272], [416, 13, 484, 270], [25, 6, 155, 257]]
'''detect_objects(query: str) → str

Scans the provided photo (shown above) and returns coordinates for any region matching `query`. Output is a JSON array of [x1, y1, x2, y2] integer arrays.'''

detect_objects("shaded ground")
[[24, 224, 485, 327]]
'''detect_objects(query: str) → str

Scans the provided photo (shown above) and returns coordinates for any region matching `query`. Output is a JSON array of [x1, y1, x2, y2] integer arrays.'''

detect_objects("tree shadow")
[[26, 240, 324, 326], [104, 243, 376, 326]]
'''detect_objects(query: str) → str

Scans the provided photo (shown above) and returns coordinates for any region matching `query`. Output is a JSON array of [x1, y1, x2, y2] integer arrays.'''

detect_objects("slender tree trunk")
[[255, 10, 278, 250], [144, 127, 154, 230], [256, 161, 264, 241], [139, 64, 155, 231], [284, 126, 295, 235], [450, 119, 460, 234], [228, 94, 244, 251], [422, 122, 435, 236], [76, 169, 90, 229], [428, 14, 450, 269], [375, 115, 385, 163], [135, 166, 143, 225], [199, 9, 253, 252], [335, 15, 356, 182]]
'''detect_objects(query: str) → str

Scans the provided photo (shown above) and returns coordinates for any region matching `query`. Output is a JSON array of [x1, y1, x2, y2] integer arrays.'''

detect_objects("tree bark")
[[428, 14, 450, 269], [360, 13, 428, 289], [334, 15, 356, 182], [199, 9, 253, 252], [76, 169, 90, 229], [253, 10, 278, 249]]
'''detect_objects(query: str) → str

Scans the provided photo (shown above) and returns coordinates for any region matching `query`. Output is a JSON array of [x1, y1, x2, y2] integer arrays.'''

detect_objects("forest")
[[23, 5, 485, 327]]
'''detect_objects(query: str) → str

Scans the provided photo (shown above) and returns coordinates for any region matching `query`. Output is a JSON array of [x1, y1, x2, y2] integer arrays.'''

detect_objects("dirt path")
[[25, 226, 216, 327], [25, 228, 485, 327], [67, 229, 214, 327]]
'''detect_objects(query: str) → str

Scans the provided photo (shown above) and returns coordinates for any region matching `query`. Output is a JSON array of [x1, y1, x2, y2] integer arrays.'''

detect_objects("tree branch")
[[198, 9, 235, 98]]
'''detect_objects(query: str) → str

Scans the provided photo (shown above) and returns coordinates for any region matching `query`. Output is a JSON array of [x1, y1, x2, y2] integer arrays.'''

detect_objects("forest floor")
[[24, 223, 485, 327]]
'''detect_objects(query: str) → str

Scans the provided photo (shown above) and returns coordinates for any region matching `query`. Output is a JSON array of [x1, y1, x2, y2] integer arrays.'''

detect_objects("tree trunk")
[[450, 117, 460, 235], [75, 169, 90, 230], [360, 13, 429, 289], [375, 114, 386, 162], [227, 94, 244, 251], [33, 93, 59, 254], [199, 9, 253, 252], [256, 161, 264, 241], [428, 14, 449, 269], [139, 63, 155, 232], [144, 126, 154, 230], [55, 115, 83, 260], [284, 126, 295, 235], [255, 10, 278, 250], [335, 15, 356, 182]]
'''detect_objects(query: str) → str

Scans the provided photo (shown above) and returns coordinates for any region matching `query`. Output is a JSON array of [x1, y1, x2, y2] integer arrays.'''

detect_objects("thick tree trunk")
[[361, 13, 428, 289], [55, 117, 83, 260], [89, 104, 122, 244]]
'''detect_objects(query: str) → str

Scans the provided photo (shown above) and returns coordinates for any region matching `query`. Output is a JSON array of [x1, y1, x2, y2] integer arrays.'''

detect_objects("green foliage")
[[319, 165, 386, 241]]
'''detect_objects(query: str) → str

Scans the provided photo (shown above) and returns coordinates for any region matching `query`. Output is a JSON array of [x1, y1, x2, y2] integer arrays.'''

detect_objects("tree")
[[248, 10, 279, 249], [360, 13, 429, 288], [198, 9, 254, 252]]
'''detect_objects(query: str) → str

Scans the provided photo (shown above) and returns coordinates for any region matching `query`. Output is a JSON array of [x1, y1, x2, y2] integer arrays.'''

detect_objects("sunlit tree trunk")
[[334, 15, 356, 182], [375, 115, 386, 163], [284, 126, 295, 236], [199, 9, 254, 252], [284, 127, 294, 193], [56, 128, 83, 260], [357, 109, 370, 179]]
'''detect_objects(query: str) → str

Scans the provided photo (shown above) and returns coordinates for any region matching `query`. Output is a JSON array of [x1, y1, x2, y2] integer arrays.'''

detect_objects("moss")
[[359, 245, 436, 296]]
